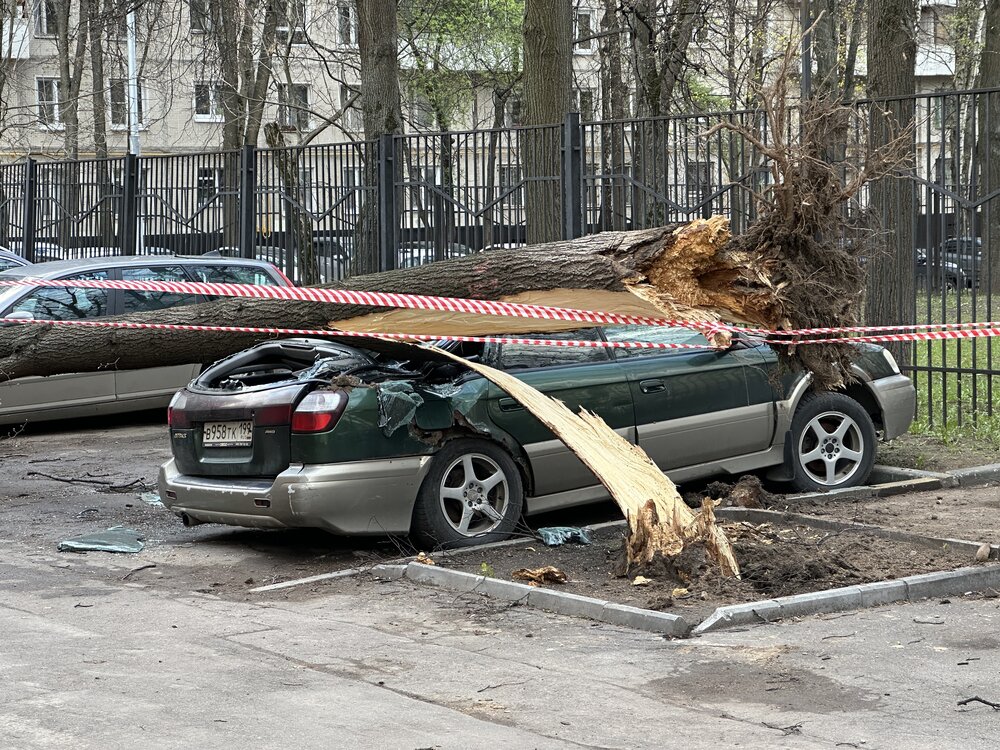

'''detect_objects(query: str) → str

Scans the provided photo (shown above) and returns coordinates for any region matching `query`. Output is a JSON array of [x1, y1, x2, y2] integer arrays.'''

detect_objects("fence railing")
[[2, 90, 1000, 430]]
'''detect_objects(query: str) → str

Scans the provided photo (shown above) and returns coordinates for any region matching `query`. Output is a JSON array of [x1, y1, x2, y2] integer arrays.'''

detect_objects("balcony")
[[2, 13, 30, 60]]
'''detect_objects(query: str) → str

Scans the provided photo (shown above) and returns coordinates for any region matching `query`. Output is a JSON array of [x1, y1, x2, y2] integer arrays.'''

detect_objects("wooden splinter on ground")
[[433, 347, 741, 580]]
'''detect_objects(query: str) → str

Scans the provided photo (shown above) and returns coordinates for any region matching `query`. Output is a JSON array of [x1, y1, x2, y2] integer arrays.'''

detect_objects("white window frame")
[[336, 1, 357, 46], [277, 0, 307, 45], [109, 78, 148, 130], [340, 84, 361, 131], [193, 81, 225, 122], [36, 77, 63, 129], [574, 11, 594, 53], [277, 82, 310, 130], [34, 0, 56, 37], [190, 0, 212, 33]]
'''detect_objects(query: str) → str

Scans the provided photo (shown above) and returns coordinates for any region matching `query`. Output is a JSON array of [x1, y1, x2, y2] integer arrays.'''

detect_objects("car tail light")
[[291, 390, 347, 433], [167, 391, 191, 428], [269, 263, 295, 286]]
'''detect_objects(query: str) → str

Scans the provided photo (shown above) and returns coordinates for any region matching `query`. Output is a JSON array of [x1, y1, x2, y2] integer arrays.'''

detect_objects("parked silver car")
[[0, 255, 289, 426], [0, 249, 32, 272]]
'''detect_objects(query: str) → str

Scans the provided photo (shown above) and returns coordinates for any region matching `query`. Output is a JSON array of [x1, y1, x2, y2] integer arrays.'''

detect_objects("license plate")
[[203, 420, 253, 447]]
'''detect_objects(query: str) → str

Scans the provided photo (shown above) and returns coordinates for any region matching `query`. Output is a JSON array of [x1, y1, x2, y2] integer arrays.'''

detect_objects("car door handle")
[[498, 397, 523, 412], [639, 379, 666, 394]]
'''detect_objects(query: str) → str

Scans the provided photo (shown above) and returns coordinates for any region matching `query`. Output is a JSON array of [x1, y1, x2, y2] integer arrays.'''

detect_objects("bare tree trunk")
[[522, 0, 572, 244], [598, 0, 626, 231], [813, 0, 839, 98], [356, 0, 403, 275], [976, 0, 1000, 292], [865, 0, 917, 363], [88, 0, 115, 245]]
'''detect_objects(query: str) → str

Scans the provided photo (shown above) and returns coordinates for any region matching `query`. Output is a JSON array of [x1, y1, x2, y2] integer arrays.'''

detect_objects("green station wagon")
[[159, 326, 916, 547]]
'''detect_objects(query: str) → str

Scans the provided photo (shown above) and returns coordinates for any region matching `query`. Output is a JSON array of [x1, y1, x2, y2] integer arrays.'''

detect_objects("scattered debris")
[[976, 543, 991, 562], [479, 562, 496, 577], [536, 526, 593, 547], [512, 566, 568, 585], [671, 587, 689, 598], [58, 527, 145, 554], [138, 491, 164, 507], [957, 696, 1000, 710], [122, 564, 157, 580], [632, 575, 652, 587], [414, 552, 436, 565], [913, 618, 946, 625], [694, 476, 776, 509]]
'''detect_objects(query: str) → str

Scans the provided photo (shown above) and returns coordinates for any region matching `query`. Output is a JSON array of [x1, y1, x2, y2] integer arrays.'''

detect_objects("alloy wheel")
[[438, 453, 509, 536], [797, 410, 866, 487]]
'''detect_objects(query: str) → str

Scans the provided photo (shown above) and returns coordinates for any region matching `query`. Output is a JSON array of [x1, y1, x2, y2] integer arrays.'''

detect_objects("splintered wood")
[[433, 348, 741, 579]]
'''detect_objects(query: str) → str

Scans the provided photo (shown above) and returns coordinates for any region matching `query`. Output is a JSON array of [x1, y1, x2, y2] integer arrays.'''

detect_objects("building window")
[[340, 85, 361, 131], [189, 0, 211, 32], [337, 1, 356, 45], [110, 78, 146, 128], [409, 90, 434, 131], [34, 0, 56, 36], [36, 77, 62, 128], [196, 167, 224, 207], [573, 89, 596, 121], [194, 81, 225, 121], [277, 83, 310, 130], [499, 165, 522, 206], [575, 11, 593, 52], [277, 0, 306, 44]]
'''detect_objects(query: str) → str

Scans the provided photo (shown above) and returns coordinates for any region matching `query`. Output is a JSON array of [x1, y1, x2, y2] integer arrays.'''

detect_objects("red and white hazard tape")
[[2, 276, 999, 341], [4, 316, 999, 349], [0, 317, 720, 350]]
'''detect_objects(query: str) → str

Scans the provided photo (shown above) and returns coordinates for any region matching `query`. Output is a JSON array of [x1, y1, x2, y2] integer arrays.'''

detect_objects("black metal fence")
[[2, 90, 1000, 429]]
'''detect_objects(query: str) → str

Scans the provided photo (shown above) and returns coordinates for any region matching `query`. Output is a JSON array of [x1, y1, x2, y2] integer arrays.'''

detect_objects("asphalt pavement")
[[2, 417, 1000, 748]]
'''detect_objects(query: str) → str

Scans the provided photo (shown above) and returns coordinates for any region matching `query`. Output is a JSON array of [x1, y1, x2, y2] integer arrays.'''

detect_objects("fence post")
[[562, 111, 584, 241], [239, 144, 256, 259], [377, 134, 397, 271], [120, 153, 139, 255], [21, 158, 37, 263]]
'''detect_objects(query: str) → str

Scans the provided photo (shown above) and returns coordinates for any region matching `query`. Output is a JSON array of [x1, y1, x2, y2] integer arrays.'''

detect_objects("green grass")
[[904, 291, 1000, 448]]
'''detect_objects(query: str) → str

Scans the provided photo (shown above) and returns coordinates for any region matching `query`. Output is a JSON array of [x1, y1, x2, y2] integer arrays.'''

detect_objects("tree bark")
[[977, 0, 1000, 291], [522, 0, 572, 244], [356, 0, 404, 275], [0, 218, 783, 380], [865, 0, 916, 363]]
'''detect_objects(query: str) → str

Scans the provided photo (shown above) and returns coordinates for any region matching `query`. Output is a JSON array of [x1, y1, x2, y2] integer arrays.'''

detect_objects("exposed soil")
[[785, 485, 1000, 544], [877, 432, 999, 472], [435, 522, 990, 623]]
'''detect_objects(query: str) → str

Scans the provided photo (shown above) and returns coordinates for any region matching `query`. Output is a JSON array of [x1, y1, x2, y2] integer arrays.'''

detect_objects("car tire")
[[788, 392, 877, 493], [411, 438, 524, 549]]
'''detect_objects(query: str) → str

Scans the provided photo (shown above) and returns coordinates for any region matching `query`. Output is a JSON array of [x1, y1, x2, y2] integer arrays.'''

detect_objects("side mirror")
[[2, 310, 35, 322]]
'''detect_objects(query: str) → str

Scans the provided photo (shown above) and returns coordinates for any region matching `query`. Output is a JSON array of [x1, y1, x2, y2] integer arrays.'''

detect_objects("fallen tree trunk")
[[1, 217, 778, 381]]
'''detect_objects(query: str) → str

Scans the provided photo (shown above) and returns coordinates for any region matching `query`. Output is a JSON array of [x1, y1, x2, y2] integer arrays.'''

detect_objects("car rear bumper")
[[869, 374, 916, 440], [158, 456, 433, 535]]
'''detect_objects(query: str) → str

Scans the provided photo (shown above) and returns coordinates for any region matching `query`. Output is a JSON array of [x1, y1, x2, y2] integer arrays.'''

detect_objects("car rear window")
[[186, 264, 279, 286], [603, 324, 709, 357], [485, 328, 610, 370]]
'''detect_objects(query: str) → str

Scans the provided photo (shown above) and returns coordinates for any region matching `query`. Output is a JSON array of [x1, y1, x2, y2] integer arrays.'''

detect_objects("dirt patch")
[[435, 523, 989, 623], [786, 485, 1000, 544], [877, 432, 998, 472]]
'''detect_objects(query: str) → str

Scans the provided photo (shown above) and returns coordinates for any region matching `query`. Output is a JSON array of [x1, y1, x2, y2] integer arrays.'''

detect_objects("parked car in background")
[[159, 327, 915, 547], [397, 241, 475, 268], [0, 249, 32, 272], [915, 250, 966, 291], [2, 241, 65, 263], [0, 255, 290, 426], [932, 237, 982, 288]]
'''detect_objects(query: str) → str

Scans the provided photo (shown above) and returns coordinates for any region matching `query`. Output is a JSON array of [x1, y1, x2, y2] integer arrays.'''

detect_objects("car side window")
[[485, 329, 610, 370], [186, 264, 278, 286], [603, 324, 709, 358], [8, 271, 110, 320], [121, 266, 201, 313]]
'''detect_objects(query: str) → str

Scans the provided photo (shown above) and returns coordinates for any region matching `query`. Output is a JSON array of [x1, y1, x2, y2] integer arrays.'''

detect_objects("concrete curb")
[[869, 464, 957, 487], [949, 463, 1000, 487], [400, 561, 692, 637], [693, 565, 1000, 634]]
